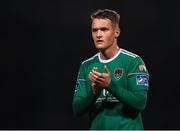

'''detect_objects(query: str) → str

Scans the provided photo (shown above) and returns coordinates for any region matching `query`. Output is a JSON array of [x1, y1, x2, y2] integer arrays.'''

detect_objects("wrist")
[[105, 79, 111, 88], [92, 84, 102, 96]]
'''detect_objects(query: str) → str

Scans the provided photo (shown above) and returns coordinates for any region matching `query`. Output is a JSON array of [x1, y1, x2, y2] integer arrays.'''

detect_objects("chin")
[[95, 46, 104, 50], [96, 47, 106, 51], [95, 44, 105, 50]]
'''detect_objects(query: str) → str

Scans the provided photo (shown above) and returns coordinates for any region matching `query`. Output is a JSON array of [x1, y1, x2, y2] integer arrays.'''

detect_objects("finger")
[[89, 72, 96, 82], [104, 65, 110, 74], [96, 77, 105, 83], [89, 72, 98, 82], [89, 72, 104, 83], [92, 69, 103, 78], [94, 67, 98, 71]]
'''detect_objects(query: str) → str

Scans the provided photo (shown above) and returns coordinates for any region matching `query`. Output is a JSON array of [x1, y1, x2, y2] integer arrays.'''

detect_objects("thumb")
[[104, 65, 109, 74]]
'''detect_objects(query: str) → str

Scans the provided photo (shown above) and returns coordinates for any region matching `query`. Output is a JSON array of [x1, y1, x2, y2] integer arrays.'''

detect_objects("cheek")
[[92, 33, 96, 40], [106, 34, 114, 42]]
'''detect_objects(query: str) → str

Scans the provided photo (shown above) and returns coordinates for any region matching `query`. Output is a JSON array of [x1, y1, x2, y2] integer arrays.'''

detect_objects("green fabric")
[[73, 48, 149, 130]]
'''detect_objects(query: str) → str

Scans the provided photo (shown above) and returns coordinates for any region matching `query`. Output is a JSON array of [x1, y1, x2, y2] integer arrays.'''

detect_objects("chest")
[[85, 61, 128, 87], [85, 61, 129, 104]]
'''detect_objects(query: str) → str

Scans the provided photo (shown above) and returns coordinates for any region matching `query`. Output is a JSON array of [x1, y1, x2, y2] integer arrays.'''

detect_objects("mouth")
[[96, 40, 104, 43]]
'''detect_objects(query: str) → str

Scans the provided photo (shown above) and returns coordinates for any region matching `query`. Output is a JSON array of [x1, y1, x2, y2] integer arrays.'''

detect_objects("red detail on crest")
[[114, 69, 122, 76], [114, 69, 123, 80]]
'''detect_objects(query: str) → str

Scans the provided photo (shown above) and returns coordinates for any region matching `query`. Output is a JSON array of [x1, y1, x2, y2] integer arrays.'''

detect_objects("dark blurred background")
[[1, 0, 180, 129]]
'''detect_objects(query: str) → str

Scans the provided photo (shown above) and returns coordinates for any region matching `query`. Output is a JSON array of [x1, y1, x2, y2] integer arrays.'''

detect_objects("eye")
[[92, 28, 98, 32], [100, 27, 108, 31]]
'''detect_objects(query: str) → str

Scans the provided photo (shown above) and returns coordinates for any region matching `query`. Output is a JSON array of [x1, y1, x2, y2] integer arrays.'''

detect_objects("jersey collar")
[[98, 48, 121, 63]]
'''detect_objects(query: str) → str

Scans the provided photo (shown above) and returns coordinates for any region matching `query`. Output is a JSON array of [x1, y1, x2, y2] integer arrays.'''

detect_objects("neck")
[[99, 44, 120, 60]]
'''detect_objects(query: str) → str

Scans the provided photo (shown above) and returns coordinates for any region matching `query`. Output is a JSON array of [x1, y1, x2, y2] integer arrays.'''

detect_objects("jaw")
[[95, 44, 105, 50]]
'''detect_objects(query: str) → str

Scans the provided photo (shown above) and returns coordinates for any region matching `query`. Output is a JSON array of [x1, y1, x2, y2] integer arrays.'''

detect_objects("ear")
[[115, 27, 120, 38]]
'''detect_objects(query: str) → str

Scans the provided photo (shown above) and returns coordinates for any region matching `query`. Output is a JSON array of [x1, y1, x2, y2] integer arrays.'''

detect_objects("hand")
[[89, 67, 102, 96], [91, 82, 102, 96], [89, 66, 111, 95]]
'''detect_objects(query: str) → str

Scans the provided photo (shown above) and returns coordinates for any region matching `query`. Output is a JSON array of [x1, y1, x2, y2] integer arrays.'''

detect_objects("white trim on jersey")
[[78, 79, 86, 81], [127, 72, 149, 77], [98, 48, 121, 63], [82, 53, 98, 64], [121, 49, 138, 58], [82, 48, 138, 64]]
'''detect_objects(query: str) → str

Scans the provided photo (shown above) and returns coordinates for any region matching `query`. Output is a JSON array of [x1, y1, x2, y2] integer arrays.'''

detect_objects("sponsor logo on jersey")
[[136, 74, 149, 86], [96, 92, 119, 103], [102, 89, 112, 97], [114, 68, 123, 80], [139, 64, 147, 72]]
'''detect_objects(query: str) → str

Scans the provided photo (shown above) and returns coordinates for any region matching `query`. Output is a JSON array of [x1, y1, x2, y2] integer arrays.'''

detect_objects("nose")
[[96, 30, 102, 38]]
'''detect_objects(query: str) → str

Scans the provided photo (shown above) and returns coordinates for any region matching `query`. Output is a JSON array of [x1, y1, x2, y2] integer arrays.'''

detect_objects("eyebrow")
[[92, 27, 109, 32]]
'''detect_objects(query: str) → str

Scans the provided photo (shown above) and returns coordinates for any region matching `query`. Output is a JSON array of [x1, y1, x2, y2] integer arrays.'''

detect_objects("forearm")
[[73, 91, 98, 116], [107, 82, 147, 111]]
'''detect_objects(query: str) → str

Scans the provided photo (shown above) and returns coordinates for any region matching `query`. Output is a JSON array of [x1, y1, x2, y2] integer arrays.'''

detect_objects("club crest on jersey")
[[114, 68, 123, 80]]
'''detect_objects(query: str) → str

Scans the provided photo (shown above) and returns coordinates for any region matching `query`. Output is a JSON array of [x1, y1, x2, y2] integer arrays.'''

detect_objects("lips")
[[96, 40, 104, 43]]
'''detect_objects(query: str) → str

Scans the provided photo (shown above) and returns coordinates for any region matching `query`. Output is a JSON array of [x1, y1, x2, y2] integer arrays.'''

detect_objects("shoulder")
[[81, 53, 99, 66], [120, 49, 149, 74], [120, 48, 146, 68], [120, 48, 139, 59]]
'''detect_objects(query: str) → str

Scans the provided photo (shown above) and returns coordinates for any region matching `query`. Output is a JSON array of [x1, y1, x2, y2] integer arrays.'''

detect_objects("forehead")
[[91, 18, 113, 28]]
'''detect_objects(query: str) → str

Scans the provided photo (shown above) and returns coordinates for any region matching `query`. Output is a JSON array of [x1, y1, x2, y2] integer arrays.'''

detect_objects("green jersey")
[[73, 48, 149, 130]]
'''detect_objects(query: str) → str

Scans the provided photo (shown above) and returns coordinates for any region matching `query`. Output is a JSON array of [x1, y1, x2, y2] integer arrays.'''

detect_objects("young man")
[[73, 9, 149, 130]]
